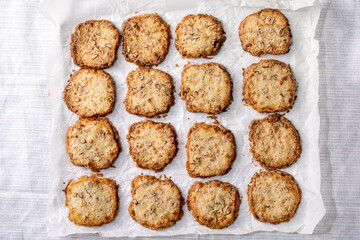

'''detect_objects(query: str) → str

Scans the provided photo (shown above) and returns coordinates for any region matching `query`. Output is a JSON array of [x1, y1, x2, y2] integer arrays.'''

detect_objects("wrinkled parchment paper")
[[41, 0, 324, 237]]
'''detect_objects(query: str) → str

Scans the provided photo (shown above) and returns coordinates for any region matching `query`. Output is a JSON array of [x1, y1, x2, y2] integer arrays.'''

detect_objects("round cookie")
[[124, 67, 174, 118], [64, 69, 115, 118], [122, 14, 171, 67], [187, 180, 241, 229], [71, 20, 120, 69], [175, 14, 225, 58], [239, 8, 291, 56], [65, 175, 119, 226], [243, 59, 296, 113], [180, 62, 232, 114], [127, 120, 177, 172], [128, 175, 184, 230], [66, 118, 121, 170], [186, 122, 236, 178], [249, 114, 301, 169], [247, 170, 302, 224]]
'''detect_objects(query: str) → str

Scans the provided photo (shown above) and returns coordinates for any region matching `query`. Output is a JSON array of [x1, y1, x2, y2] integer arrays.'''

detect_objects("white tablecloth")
[[0, 0, 359, 239]]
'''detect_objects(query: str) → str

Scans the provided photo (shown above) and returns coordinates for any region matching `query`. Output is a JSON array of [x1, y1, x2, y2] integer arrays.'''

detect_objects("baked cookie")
[[180, 63, 232, 114], [125, 67, 174, 117], [239, 8, 291, 56], [243, 59, 296, 113], [128, 175, 184, 230], [247, 170, 302, 224], [71, 20, 120, 69], [186, 122, 236, 178], [249, 114, 301, 169], [127, 120, 177, 172], [122, 14, 171, 66], [64, 69, 115, 118], [65, 175, 119, 226], [66, 118, 121, 170], [187, 180, 241, 229], [175, 14, 225, 58]]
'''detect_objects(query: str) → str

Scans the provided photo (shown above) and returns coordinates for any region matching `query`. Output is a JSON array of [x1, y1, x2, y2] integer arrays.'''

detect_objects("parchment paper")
[[41, 0, 325, 237]]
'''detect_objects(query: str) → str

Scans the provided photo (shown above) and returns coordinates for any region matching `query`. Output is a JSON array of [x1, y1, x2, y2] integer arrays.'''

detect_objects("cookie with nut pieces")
[[127, 120, 177, 172], [65, 174, 119, 226], [128, 175, 184, 230], [64, 69, 115, 118], [186, 122, 236, 178], [125, 67, 174, 118], [239, 8, 291, 56], [175, 14, 226, 58], [187, 180, 241, 229], [243, 59, 296, 113], [66, 117, 121, 170], [122, 14, 171, 66], [71, 20, 120, 69], [247, 170, 302, 224], [180, 62, 232, 114], [249, 114, 301, 169]]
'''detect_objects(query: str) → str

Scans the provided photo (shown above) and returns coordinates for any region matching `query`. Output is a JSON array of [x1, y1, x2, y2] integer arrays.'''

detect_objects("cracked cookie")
[[239, 8, 291, 56], [128, 175, 184, 230], [66, 117, 121, 170], [71, 20, 120, 69], [65, 175, 119, 226], [187, 180, 241, 229], [122, 14, 171, 67], [180, 62, 232, 114], [243, 59, 296, 113], [247, 170, 302, 224]]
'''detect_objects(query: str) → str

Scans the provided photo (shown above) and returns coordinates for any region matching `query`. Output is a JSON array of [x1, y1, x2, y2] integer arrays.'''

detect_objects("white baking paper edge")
[[41, 0, 325, 237]]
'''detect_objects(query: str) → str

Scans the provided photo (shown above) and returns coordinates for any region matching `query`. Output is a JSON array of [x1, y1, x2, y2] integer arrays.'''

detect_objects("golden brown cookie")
[[249, 114, 301, 169], [180, 62, 232, 114], [122, 14, 171, 67], [187, 180, 241, 229], [239, 8, 291, 56], [64, 69, 115, 118], [175, 14, 225, 58], [71, 20, 120, 69], [248, 170, 301, 224], [243, 59, 296, 113], [66, 118, 121, 170], [124, 67, 174, 117], [186, 122, 236, 178], [65, 175, 119, 226], [127, 120, 177, 172], [128, 175, 184, 230]]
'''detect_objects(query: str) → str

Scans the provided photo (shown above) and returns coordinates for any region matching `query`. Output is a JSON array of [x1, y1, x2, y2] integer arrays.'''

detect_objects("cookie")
[[128, 175, 184, 230], [71, 20, 120, 69], [127, 120, 177, 172], [249, 114, 301, 169], [239, 8, 291, 56], [125, 67, 174, 117], [64, 69, 115, 118], [122, 14, 171, 66], [66, 118, 121, 170], [187, 180, 241, 229], [186, 122, 236, 178], [175, 14, 225, 58], [180, 63, 232, 114], [243, 59, 296, 113], [247, 170, 302, 224], [65, 175, 119, 226]]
